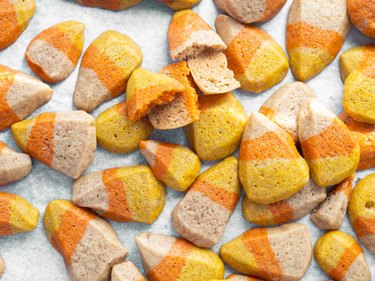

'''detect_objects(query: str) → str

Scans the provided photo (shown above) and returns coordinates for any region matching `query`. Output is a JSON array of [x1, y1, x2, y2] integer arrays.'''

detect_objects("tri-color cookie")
[[11, 111, 96, 179], [239, 112, 309, 204], [227, 274, 263, 281], [74, 30, 143, 112], [0, 192, 39, 236], [96, 102, 153, 154], [0, 64, 53, 131], [44, 200, 127, 281], [184, 93, 247, 161], [72, 165, 166, 224], [314, 231, 371, 281], [75, 0, 143, 10], [136, 232, 225, 281], [286, 0, 350, 81], [215, 15, 289, 93], [111, 261, 146, 281], [0, 0, 36, 50], [159, 0, 201, 10], [347, 0, 375, 38], [139, 140, 201, 192], [299, 99, 360, 186], [220, 223, 312, 280], [172, 157, 241, 247]]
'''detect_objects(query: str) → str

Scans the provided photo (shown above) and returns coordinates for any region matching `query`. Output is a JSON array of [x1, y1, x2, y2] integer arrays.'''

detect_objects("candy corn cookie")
[[0, 65, 53, 131], [96, 102, 153, 154], [184, 93, 247, 161], [76, 0, 143, 10], [139, 140, 201, 192], [111, 261, 146, 281], [299, 99, 360, 187], [215, 15, 289, 93], [243, 179, 326, 226], [126, 68, 185, 121], [0, 0, 36, 50], [286, 0, 350, 81], [172, 157, 241, 247], [347, 0, 375, 38], [159, 0, 201, 10], [227, 274, 262, 281], [25, 21, 85, 83], [136, 232, 225, 281], [340, 45, 375, 81], [148, 62, 200, 129], [348, 174, 375, 254], [311, 175, 354, 230], [74, 30, 143, 112], [11, 111, 96, 179], [259, 82, 314, 142], [220, 223, 312, 280], [0, 192, 39, 236], [44, 200, 127, 281], [0, 256, 4, 277], [72, 165, 166, 224], [343, 56, 375, 124], [168, 9, 226, 61], [314, 231, 371, 281], [214, 0, 286, 24], [239, 112, 309, 204], [0, 141, 32, 186]]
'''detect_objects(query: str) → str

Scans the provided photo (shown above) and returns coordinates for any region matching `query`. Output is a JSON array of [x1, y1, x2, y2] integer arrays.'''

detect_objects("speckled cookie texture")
[[239, 112, 309, 204], [220, 223, 312, 280], [172, 157, 241, 248], [74, 30, 142, 112], [314, 231, 371, 281], [311, 175, 354, 230], [111, 261, 146, 281], [136, 232, 225, 281], [11, 111, 96, 179], [348, 174, 375, 255], [159, 0, 201, 10], [299, 99, 360, 186], [0, 256, 4, 278], [140, 140, 201, 192], [25, 21, 85, 83], [44, 200, 127, 281], [0, 192, 39, 236], [96, 102, 153, 154], [227, 274, 263, 281], [0, 0, 36, 50], [243, 179, 326, 226], [76, 0, 143, 10], [286, 0, 350, 81], [72, 165, 166, 224], [0, 64, 53, 131], [215, 15, 289, 93], [347, 0, 375, 38]]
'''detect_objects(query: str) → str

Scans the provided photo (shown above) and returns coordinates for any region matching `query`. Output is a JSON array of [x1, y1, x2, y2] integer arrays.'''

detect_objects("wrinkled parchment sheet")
[[0, 0, 374, 280]]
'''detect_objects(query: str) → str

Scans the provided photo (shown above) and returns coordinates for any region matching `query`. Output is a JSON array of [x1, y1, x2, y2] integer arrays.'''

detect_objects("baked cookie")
[[111, 261, 146, 281], [159, 0, 201, 10], [347, 0, 375, 38], [76, 0, 143, 10], [227, 275, 263, 281]]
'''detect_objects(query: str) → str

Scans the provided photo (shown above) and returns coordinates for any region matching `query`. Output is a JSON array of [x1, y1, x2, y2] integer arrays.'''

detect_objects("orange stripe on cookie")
[[329, 242, 362, 280], [261, 0, 285, 21], [25, 112, 56, 166], [353, 217, 375, 238], [0, 141, 6, 153], [77, 0, 121, 10], [152, 143, 177, 181], [268, 201, 294, 224], [0, 1, 21, 50], [333, 175, 354, 198], [0, 193, 16, 235], [102, 168, 133, 222]]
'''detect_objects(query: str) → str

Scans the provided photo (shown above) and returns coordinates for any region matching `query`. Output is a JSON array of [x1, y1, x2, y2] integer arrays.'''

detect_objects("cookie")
[[286, 0, 350, 81], [184, 93, 247, 161], [0, 192, 39, 236], [148, 61, 200, 129], [139, 140, 201, 192], [0, 256, 4, 277], [227, 274, 262, 281], [11, 111, 96, 179], [220, 223, 312, 280], [239, 112, 309, 204], [172, 157, 241, 247], [215, 15, 289, 93], [243, 179, 326, 226], [311, 175, 354, 230], [168, 9, 226, 61], [159, 0, 201, 10], [96, 102, 153, 154], [347, 0, 375, 38], [314, 231, 371, 281], [0, 64, 53, 131], [126, 68, 185, 121], [136, 232, 225, 281], [72, 165, 166, 224], [76, 0, 143, 10], [111, 261, 146, 281], [74, 30, 142, 112], [0, 0, 36, 50], [299, 99, 360, 186], [44, 200, 127, 281], [259, 81, 314, 142]]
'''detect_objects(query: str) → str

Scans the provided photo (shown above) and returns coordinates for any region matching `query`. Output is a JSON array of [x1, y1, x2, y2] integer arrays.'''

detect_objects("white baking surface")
[[0, 0, 374, 280]]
